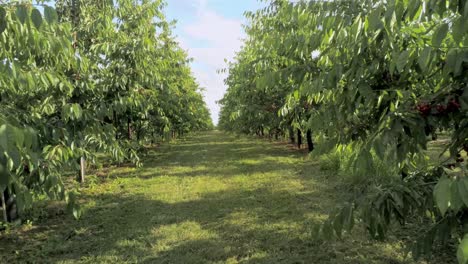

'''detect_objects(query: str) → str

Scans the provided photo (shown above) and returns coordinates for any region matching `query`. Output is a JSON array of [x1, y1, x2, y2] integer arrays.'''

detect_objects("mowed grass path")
[[1, 131, 430, 263]]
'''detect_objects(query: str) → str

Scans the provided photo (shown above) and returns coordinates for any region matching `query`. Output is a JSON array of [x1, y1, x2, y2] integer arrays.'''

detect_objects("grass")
[[0, 131, 452, 263]]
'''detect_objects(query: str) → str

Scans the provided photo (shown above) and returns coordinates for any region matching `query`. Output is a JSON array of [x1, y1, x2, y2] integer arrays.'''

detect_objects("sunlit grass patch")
[[0, 131, 439, 263]]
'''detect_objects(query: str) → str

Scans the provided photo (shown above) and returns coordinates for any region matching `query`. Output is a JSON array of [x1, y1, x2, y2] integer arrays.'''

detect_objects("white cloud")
[[177, 2, 245, 125]]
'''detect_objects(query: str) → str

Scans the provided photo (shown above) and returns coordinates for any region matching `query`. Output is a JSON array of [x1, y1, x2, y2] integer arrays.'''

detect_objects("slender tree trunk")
[[127, 117, 132, 140], [70, 1, 85, 184], [113, 111, 118, 139], [297, 129, 302, 149], [1, 191, 7, 223], [1, 190, 17, 222], [78, 157, 85, 183], [306, 129, 314, 152], [289, 127, 295, 144], [136, 122, 141, 141]]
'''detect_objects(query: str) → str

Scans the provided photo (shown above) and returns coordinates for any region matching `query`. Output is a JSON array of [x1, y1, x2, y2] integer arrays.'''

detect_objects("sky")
[[164, 0, 266, 125]]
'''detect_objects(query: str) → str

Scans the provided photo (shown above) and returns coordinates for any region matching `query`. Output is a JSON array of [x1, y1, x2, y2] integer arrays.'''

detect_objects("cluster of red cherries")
[[416, 99, 461, 117]]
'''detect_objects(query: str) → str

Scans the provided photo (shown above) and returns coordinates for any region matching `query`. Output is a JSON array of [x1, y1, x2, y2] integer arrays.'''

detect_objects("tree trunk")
[[297, 129, 302, 149], [113, 111, 118, 139], [289, 127, 295, 144], [127, 117, 132, 140], [77, 157, 85, 183], [1, 191, 7, 223], [1, 189, 18, 222], [306, 129, 314, 152], [136, 123, 142, 141]]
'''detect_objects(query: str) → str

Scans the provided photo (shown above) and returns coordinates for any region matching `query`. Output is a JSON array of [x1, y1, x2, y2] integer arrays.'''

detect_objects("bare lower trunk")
[[1, 191, 7, 223], [127, 117, 132, 140], [307, 129, 314, 152], [297, 129, 302, 149], [78, 157, 85, 183], [1, 190, 17, 222]]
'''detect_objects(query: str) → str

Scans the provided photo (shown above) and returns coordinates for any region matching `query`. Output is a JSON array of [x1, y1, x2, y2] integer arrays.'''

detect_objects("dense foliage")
[[0, 0, 212, 221], [219, 0, 468, 262]]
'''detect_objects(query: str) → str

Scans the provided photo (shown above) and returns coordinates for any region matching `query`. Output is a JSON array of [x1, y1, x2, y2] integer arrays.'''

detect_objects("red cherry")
[[447, 99, 461, 113], [417, 103, 432, 116]]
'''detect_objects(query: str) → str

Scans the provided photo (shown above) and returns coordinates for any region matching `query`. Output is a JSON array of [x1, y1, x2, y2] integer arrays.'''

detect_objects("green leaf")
[[417, 47, 431, 73], [451, 179, 464, 212], [31, 9, 42, 29], [446, 49, 459, 75], [73, 205, 82, 219], [293, 90, 300, 100], [407, 0, 422, 20], [0, 125, 8, 151], [15, 5, 28, 24], [460, 178, 468, 207], [0, 161, 9, 192], [397, 50, 410, 72], [72, 104, 82, 119], [23, 127, 37, 150], [434, 177, 451, 216], [432, 23, 449, 47], [44, 6, 58, 24], [464, 0, 468, 18], [368, 9, 383, 31], [14, 127, 24, 148], [458, 235, 468, 264], [373, 139, 386, 160], [452, 17, 465, 43]]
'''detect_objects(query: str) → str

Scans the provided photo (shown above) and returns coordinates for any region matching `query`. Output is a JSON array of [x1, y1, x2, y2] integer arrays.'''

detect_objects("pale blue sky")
[[165, 0, 266, 124]]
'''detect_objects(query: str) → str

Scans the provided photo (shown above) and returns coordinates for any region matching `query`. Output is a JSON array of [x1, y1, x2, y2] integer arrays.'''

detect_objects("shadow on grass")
[[0, 131, 446, 263], [1, 186, 411, 264], [2, 187, 319, 262]]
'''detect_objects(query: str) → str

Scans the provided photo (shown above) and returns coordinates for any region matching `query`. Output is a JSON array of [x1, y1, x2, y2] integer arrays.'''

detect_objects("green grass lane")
[[0, 131, 437, 263]]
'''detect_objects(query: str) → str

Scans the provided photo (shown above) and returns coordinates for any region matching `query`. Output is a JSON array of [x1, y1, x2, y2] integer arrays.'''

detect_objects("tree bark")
[[306, 129, 314, 152], [1, 191, 7, 223], [127, 117, 132, 140], [113, 111, 118, 139], [78, 157, 85, 183], [2, 189, 17, 222], [297, 129, 302, 149]]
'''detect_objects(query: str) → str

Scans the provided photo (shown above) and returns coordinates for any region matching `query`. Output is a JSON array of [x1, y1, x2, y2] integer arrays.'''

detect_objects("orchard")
[[0, 1, 212, 222], [220, 0, 468, 262], [1, 0, 468, 263]]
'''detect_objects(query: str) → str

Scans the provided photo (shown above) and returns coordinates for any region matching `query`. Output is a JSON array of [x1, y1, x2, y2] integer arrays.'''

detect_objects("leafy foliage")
[[0, 1, 212, 220], [219, 0, 468, 262]]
